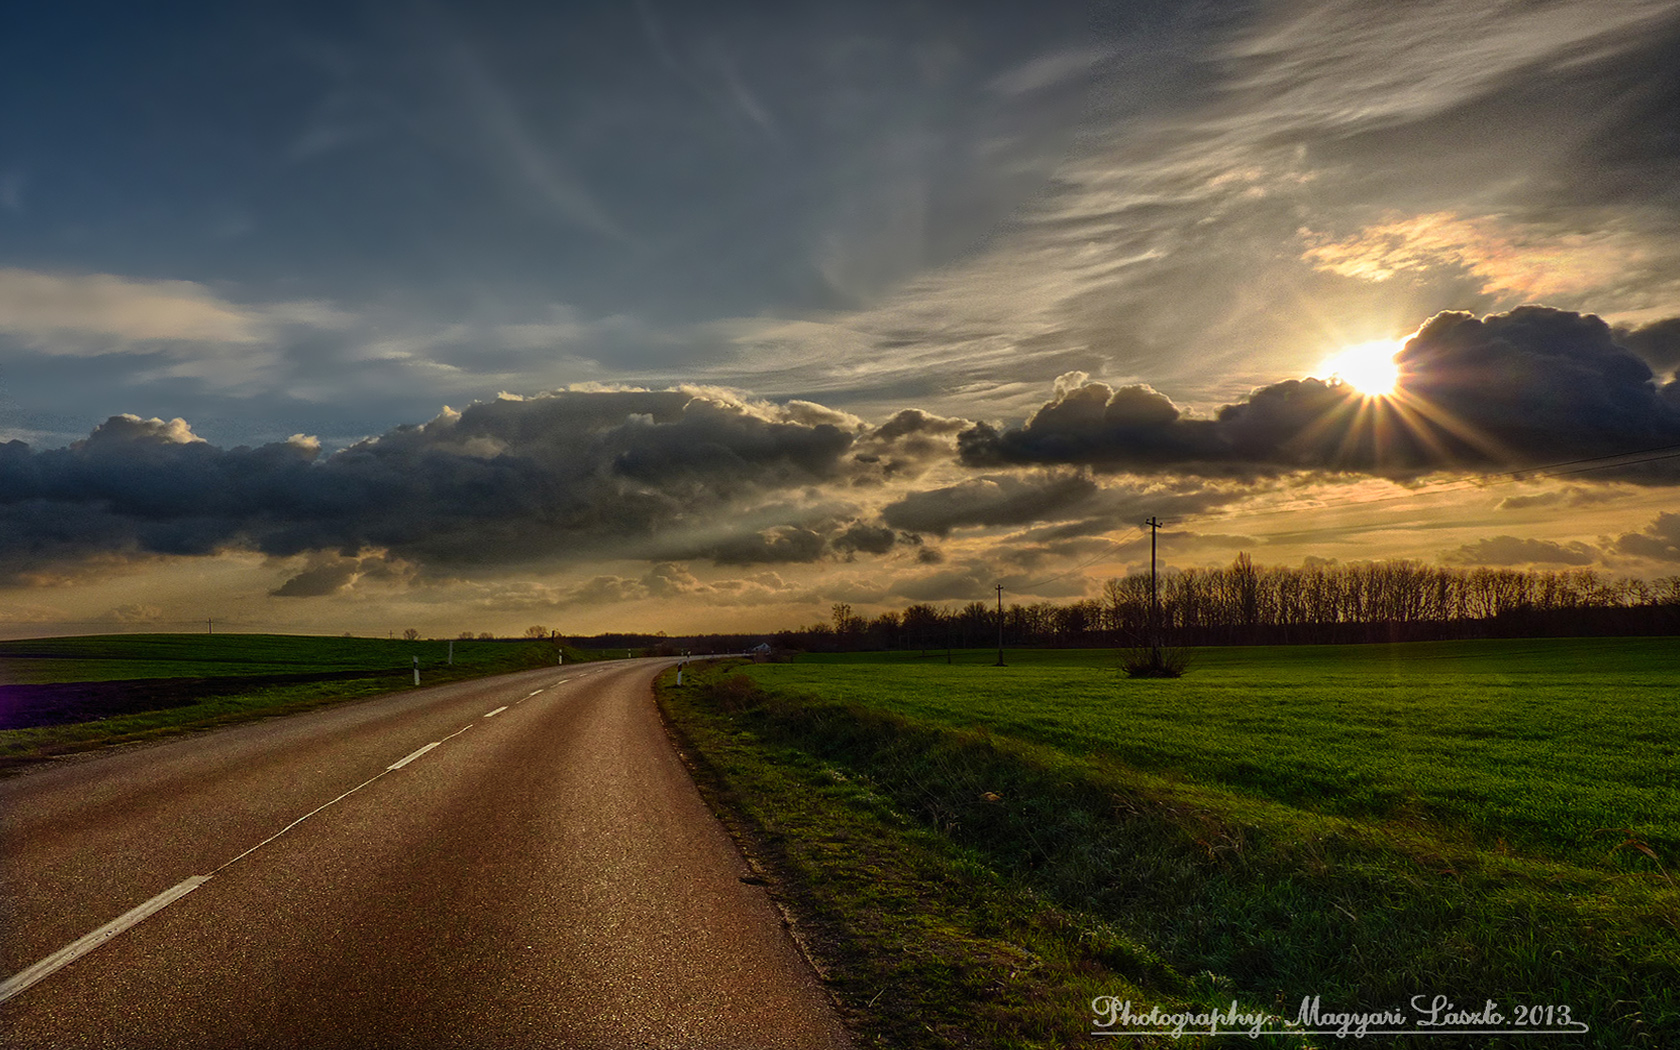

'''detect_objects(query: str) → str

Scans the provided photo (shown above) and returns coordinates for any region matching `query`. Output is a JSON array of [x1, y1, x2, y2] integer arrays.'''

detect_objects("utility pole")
[[995, 584, 1006, 666], [207, 618, 213, 635], [1144, 516, 1163, 664]]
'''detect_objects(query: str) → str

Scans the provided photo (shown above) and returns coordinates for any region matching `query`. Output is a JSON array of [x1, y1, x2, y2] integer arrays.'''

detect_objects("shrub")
[[1122, 646, 1190, 678]]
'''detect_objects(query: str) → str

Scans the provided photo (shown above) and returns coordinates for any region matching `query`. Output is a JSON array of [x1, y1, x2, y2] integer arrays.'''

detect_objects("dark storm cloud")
[[831, 523, 900, 556], [879, 473, 1100, 536], [1447, 536, 1598, 567], [702, 526, 828, 566], [849, 409, 971, 480], [1614, 318, 1680, 410], [1400, 308, 1680, 465], [961, 308, 1680, 479], [270, 555, 362, 598], [1613, 513, 1680, 563], [1614, 318, 1680, 373], [0, 390, 901, 579]]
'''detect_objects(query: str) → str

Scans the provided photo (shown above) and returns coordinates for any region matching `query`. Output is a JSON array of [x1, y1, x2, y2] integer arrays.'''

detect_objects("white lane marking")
[[526, 689, 543, 698], [387, 741, 440, 770], [3, 717, 489, 1004], [483, 706, 508, 718], [0, 876, 209, 1005]]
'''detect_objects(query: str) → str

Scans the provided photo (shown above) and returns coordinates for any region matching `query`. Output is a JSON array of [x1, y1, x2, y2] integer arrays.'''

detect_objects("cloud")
[[880, 473, 1099, 536], [704, 525, 827, 566], [1495, 486, 1628, 512], [988, 46, 1111, 97], [270, 552, 410, 598], [849, 409, 971, 480], [567, 561, 797, 607], [0, 389, 913, 582], [1447, 536, 1598, 567], [1615, 318, 1680, 373], [1613, 513, 1680, 563], [0, 268, 364, 397], [1301, 213, 1649, 301], [108, 603, 165, 624], [831, 523, 898, 556], [0, 269, 263, 345], [959, 308, 1680, 478], [889, 565, 996, 603], [1399, 308, 1679, 467]]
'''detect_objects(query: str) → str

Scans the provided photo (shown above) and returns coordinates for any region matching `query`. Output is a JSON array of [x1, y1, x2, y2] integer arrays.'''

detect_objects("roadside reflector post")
[[677, 661, 684, 686], [447, 639, 453, 665], [413, 656, 420, 686]]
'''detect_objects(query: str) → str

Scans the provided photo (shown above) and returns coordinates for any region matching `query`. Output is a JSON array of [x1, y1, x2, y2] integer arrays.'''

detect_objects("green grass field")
[[748, 639, 1680, 861], [0, 633, 582, 765], [658, 638, 1680, 1048], [0, 632, 518, 683]]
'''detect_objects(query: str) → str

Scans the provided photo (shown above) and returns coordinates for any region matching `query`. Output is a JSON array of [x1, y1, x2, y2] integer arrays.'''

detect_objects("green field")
[[748, 639, 1680, 861], [0, 632, 495, 683], [0, 633, 581, 765], [659, 638, 1680, 1048]]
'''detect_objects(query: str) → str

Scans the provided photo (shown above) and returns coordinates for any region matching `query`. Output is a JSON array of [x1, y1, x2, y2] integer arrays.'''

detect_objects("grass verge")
[[658, 660, 1289, 1049], [658, 656, 1677, 1049]]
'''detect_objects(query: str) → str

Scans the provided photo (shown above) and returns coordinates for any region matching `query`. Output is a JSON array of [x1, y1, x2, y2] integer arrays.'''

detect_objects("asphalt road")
[[0, 659, 852, 1049]]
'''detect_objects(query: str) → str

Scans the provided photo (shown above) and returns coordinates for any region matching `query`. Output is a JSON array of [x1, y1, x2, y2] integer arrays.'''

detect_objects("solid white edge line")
[[387, 741, 440, 770], [483, 706, 508, 718], [0, 876, 210, 1004]]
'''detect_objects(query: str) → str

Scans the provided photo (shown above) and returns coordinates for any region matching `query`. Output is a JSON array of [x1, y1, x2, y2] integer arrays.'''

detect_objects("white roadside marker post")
[[448, 639, 453, 666], [413, 656, 420, 686]]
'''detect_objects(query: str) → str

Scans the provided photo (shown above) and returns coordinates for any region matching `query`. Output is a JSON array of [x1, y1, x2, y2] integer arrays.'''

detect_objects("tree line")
[[785, 556, 1680, 651]]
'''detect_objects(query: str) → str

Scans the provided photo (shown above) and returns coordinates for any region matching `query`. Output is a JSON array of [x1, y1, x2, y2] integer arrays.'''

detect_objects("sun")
[[1320, 338, 1402, 397]]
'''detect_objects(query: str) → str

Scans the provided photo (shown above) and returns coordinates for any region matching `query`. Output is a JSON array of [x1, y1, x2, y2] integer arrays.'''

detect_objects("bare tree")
[[402, 628, 420, 641]]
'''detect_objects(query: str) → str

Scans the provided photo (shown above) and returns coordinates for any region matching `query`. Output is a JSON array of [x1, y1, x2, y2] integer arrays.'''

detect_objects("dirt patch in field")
[[0, 670, 390, 730]]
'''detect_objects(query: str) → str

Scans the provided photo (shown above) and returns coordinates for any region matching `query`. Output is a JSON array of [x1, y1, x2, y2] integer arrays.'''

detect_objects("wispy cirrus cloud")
[[0, 268, 264, 345], [1300, 213, 1654, 302]]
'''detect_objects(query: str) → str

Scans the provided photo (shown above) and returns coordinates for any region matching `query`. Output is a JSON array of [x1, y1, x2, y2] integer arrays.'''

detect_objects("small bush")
[[1122, 646, 1190, 678], [709, 673, 765, 713]]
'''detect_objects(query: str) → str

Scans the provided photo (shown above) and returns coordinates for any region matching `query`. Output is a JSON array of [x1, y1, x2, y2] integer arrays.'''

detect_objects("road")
[[0, 659, 852, 1049]]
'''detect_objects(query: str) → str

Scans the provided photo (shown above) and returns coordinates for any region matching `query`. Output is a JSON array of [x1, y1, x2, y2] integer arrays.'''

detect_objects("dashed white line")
[[3, 711, 487, 1003], [387, 741, 440, 770], [483, 706, 508, 719], [0, 876, 210, 1005]]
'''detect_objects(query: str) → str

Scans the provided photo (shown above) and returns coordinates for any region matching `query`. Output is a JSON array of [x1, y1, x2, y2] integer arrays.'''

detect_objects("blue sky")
[[3, 0, 1680, 636]]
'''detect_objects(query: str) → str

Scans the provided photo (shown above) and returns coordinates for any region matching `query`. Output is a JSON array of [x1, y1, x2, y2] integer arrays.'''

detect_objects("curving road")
[[0, 659, 851, 1049]]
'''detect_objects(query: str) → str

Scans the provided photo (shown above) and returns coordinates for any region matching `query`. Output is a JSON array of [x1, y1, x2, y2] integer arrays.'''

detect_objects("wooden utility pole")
[[995, 584, 1006, 666], [1145, 516, 1163, 662]]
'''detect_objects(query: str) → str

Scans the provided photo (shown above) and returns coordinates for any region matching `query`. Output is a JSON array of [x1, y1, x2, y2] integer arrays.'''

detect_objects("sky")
[[3, 0, 1680, 639]]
